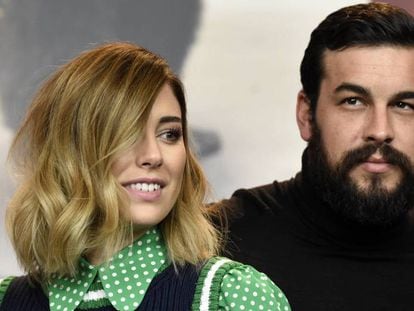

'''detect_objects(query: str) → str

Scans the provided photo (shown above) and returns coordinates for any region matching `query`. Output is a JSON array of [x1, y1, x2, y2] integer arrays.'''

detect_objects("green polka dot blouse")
[[0, 228, 290, 311]]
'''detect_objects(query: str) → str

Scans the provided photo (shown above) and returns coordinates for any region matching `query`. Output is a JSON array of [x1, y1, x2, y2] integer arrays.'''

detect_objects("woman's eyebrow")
[[159, 116, 182, 124]]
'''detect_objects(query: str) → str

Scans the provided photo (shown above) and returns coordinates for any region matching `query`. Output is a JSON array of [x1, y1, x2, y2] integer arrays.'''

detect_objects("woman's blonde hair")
[[6, 42, 220, 281]]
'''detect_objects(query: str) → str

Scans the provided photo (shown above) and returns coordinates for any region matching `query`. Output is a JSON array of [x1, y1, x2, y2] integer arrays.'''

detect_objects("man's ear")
[[296, 90, 313, 142]]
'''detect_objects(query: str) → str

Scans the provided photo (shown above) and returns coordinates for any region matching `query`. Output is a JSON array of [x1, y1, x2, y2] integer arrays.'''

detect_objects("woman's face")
[[112, 84, 186, 237]]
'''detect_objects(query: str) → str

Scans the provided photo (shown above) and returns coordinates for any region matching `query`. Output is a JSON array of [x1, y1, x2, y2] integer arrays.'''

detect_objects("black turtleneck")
[[224, 170, 414, 311]]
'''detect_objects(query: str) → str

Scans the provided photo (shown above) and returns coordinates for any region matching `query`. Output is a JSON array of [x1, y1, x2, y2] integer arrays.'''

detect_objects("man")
[[224, 3, 414, 310]]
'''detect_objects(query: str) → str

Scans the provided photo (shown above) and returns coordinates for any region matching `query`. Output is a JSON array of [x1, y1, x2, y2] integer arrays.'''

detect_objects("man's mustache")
[[338, 143, 412, 174]]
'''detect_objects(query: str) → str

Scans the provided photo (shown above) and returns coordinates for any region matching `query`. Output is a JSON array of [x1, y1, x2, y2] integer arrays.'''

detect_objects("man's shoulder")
[[224, 176, 297, 214]]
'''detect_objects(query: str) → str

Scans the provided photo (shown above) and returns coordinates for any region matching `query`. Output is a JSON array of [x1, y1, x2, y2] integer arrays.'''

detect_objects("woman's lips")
[[122, 179, 165, 201]]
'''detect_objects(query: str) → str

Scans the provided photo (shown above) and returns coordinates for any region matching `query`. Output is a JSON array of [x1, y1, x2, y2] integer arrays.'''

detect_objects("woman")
[[0, 42, 290, 310]]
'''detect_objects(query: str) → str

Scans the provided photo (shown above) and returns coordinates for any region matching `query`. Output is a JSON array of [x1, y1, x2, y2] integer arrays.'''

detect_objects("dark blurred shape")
[[191, 128, 222, 158], [0, 0, 201, 130]]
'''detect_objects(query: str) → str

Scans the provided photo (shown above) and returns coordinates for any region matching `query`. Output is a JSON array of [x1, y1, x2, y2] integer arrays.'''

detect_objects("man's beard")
[[303, 125, 414, 227]]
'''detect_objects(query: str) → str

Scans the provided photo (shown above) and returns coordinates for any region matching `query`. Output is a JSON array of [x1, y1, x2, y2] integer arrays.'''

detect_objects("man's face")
[[297, 46, 414, 225]]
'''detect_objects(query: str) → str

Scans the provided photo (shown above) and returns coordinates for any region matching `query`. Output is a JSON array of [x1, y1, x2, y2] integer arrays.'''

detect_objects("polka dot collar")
[[48, 227, 168, 311]]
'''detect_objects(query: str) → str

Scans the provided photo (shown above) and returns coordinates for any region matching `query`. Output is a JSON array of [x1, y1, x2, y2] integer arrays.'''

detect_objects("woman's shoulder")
[[0, 276, 17, 306], [192, 257, 290, 311]]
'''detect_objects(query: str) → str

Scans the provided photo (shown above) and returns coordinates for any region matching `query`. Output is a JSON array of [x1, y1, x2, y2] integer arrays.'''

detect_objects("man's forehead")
[[321, 46, 414, 85], [322, 45, 414, 69]]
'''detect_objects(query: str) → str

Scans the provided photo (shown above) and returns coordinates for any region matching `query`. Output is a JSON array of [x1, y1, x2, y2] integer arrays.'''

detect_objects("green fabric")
[[48, 227, 168, 311], [0, 276, 15, 306], [192, 257, 291, 311], [1, 229, 291, 311]]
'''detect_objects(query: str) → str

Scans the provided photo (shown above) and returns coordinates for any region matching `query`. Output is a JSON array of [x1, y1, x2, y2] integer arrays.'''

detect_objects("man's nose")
[[363, 106, 394, 144]]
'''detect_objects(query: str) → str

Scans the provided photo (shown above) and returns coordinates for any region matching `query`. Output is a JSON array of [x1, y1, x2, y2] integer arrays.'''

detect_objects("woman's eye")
[[159, 128, 183, 143]]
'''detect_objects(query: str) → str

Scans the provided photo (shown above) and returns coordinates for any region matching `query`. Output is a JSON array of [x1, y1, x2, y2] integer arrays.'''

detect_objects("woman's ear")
[[296, 90, 313, 142]]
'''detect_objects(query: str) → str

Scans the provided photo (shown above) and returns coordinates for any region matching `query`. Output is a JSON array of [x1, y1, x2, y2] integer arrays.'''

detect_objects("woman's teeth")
[[127, 183, 161, 192]]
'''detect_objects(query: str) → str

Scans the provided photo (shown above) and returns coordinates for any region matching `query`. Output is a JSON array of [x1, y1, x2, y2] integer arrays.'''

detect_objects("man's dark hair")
[[300, 2, 414, 113]]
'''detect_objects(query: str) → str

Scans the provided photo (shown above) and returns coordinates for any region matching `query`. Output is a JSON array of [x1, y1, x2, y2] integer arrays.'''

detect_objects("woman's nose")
[[135, 136, 163, 169]]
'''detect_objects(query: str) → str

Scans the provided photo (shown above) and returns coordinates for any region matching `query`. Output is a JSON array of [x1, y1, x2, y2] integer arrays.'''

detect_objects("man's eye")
[[394, 101, 414, 110], [342, 97, 362, 106], [159, 128, 183, 143]]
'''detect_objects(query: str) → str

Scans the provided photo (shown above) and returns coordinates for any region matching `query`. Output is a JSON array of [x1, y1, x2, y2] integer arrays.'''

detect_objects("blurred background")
[[0, 0, 411, 276]]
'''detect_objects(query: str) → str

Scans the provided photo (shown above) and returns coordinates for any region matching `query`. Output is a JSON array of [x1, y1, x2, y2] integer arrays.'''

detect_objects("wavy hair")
[[6, 42, 220, 281]]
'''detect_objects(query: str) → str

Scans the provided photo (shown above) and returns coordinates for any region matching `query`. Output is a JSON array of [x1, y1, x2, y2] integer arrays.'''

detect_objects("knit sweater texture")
[[225, 156, 414, 311]]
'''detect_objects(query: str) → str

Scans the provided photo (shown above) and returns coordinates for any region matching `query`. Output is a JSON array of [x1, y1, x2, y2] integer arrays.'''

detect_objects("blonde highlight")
[[7, 42, 221, 282]]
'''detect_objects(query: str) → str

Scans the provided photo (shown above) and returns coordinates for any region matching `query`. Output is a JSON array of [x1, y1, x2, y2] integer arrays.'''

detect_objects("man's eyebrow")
[[391, 91, 414, 102], [159, 116, 182, 124], [334, 83, 371, 97]]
